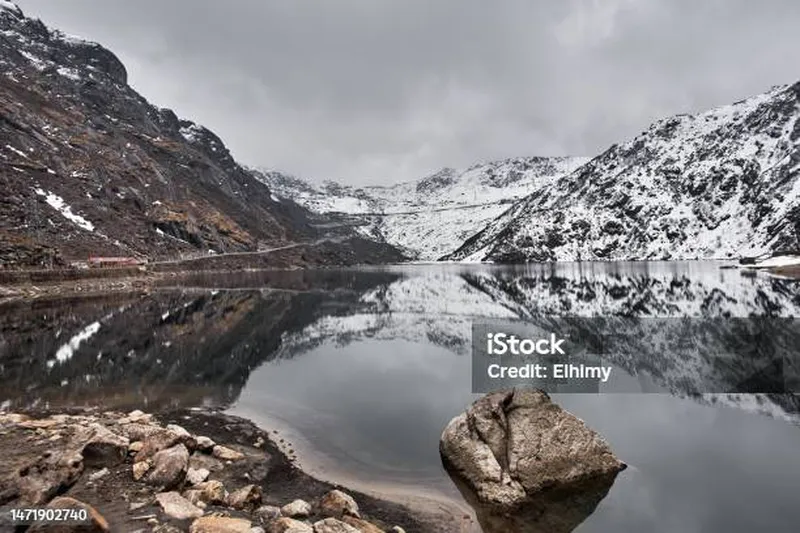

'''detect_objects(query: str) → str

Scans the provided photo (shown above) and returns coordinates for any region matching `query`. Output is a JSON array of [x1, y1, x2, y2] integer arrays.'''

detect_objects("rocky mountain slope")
[[447, 82, 800, 262], [255, 156, 588, 260], [0, 2, 399, 268]]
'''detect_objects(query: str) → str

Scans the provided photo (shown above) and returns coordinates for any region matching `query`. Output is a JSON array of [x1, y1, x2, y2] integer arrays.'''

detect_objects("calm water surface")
[[2, 261, 799, 532]]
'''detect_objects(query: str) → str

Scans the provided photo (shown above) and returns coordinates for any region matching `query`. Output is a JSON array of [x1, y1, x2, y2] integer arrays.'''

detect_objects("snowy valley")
[[262, 82, 800, 263], [254, 157, 588, 260]]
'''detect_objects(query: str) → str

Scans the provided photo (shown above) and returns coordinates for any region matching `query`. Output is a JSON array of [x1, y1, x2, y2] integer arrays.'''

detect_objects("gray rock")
[[155, 491, 203, 520], [266, 518, 313, 533], [196, 436, 216, 452], [440, 388, 626, 533], [88, 467, 110, 481], [186, 467, 210, 485], [319, 490, 359, 518], [146, 444, 189, 489], [189, 516, 252, 533], [227, 484, 263, 510], [255, 505, 282, 521], [15, 449, 83, 505], [189, 479, 227, 505], [312, 518, 359, 533], [135, 428, 183, 462], [280, 499, 312, 518], [119, 422, 164, 442], [76, 423, 129, 466], [212, 445, 245, 461], [189, 452, 224, 472], [166, 423, 198, 451]]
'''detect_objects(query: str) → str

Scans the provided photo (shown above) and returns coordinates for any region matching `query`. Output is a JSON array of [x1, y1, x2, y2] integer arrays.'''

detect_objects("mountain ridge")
[[446, 81, 800, 262], [254, 155, 589, 260], [0, 1, 402, 268]]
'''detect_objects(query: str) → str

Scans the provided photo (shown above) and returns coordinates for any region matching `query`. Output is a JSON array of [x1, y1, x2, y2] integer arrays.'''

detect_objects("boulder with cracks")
[[440, 388, 626, 533]]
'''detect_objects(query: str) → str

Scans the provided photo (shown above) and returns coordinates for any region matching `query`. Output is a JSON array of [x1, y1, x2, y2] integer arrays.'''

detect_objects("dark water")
[[2, 262, 800, 532]]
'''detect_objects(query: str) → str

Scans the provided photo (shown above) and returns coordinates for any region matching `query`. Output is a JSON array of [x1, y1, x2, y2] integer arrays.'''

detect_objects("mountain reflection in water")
[[1, 262, 799, 415]]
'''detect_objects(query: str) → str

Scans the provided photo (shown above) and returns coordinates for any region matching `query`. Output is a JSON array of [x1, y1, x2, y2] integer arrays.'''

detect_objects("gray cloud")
[[16, 0, 800, 185]]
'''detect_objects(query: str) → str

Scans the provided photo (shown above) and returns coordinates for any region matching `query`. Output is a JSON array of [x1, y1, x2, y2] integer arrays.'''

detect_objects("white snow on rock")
[[56, 66, 82, 81], [179, 123, 204, 143], [18, 50, 48, 71], [34, 188, 95, 231], [0, 1, 22, 16], [4, 143, 28, 158]]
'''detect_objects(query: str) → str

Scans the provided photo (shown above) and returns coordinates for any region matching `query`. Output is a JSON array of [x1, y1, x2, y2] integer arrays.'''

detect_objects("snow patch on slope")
[[35, 188, 95, 231]]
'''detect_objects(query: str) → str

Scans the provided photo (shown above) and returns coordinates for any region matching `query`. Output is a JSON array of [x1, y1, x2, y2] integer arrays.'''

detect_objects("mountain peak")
[[0, 1, 22, 17], [447, 80, 800, 262]]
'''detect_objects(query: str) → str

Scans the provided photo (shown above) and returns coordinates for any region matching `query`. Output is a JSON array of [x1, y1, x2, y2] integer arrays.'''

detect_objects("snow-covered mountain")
[[447, 82, 800, 262], [254, 156, 588, 260]]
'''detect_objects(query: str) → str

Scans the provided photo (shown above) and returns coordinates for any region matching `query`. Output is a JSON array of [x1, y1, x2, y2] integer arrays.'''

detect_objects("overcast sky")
[[16, 0, 800, 185]]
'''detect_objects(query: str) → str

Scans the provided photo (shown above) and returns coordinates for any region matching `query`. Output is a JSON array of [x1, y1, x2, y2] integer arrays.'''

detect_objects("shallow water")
[[2, 261, 800, 532]]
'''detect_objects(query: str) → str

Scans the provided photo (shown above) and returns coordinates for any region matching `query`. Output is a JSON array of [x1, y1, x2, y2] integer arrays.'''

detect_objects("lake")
[[1, 261, 799, 532]]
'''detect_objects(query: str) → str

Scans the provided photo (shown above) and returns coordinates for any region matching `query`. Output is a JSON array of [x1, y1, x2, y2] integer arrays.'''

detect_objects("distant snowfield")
[[256, 157, 588, 260]]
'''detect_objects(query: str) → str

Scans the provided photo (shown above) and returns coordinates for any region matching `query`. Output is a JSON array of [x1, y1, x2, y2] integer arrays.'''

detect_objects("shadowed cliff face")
[[0, 3, 403, 267]]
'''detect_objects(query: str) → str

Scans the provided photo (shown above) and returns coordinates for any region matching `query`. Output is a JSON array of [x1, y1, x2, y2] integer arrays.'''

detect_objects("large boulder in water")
[[440, 388, 626, 533]]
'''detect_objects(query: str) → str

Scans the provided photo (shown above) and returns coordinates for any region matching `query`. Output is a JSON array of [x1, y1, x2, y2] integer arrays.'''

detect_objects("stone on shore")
[[190, 516, 252, 533], [156, 491, 204, 520], [227, 484, 263, 510], [341, 516, 384, 533], [439, 388, 626, 533], [280, 499, 312, 518], [267, 518, 314, 533], [196, 435, 216, 452], [135, 428, 185, 462], [132, 459, 152, 480], [190, 479, 228, 505], [186, 466, 211, 485], [312, 518, 360, 533], [77, 423, 130, 466], [146, 444, 189, 489], [212, 445, 245, 461], [319, 490, 359, 518], [15, 449, 84, 505]]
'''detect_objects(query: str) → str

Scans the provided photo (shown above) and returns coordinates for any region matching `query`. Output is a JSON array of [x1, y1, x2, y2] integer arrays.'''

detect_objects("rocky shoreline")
[[0, 409, 459, 533]]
